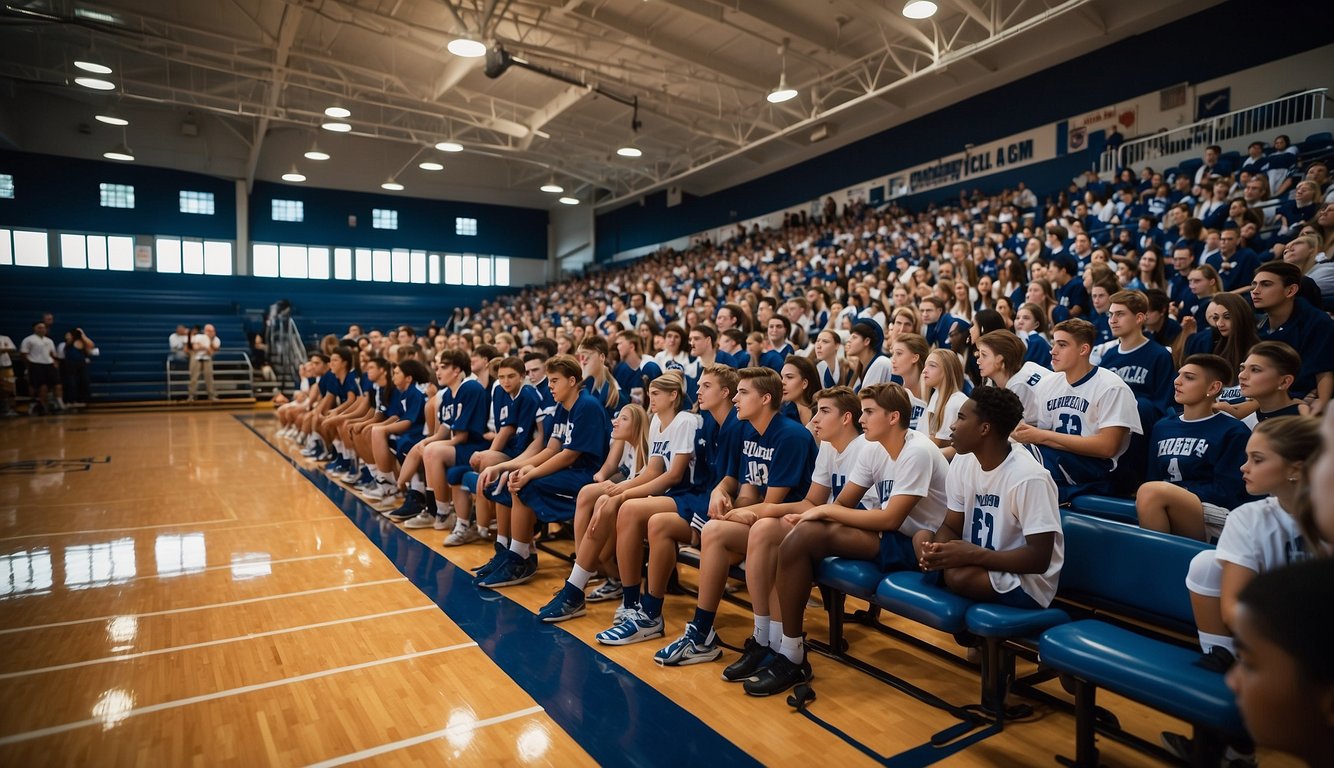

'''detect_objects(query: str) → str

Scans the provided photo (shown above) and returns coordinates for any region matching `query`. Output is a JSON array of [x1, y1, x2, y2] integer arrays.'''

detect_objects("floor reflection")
[[154, 533, 206, 578], [0, 546, 53, 598], [64, 538, 136, 590]]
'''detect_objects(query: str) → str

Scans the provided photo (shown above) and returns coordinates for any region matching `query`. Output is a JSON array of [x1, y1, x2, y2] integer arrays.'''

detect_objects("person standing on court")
[[169, 324, 191, 367], [20, 321, 58, 415], [189, 323, 221, 401]]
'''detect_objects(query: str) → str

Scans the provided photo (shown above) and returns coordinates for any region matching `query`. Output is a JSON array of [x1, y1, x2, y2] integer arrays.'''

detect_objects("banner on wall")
[[895, 127, 1056, 197], [1067, 103, 1138, 150]]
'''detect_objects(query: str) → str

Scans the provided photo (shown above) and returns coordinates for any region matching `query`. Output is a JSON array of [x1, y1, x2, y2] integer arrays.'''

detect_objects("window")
[[444, 253, 462, 285], [203, 241, 232, 276], [279, 245, 308, 278], [182, 240, 204, 274], [60, 234, 87, 269], [391, 249, 409, 283], [99, 183, 134, 209], [156, 238, 182, 273], [477, 256, 492, 287], [179, 190, 215, 215], [334, 248, 352, 280], [0, 173, 13, 199], [461, 254, 477, 285], [13, 230, 49, 267], [59, 234, 135, 271], [253, 243, 279, 277], [429, 253, 440, 284], [455, 217, 478, 236], [495, 257, 510, 286], [158, 237, 232, 275], [410, 250, 426, 284], [372, 249, 391, 282], [271, 199, 303, 222], [354, 248, 372, 281], [372, 208, 398, 230], [308, 247, 330, 280]]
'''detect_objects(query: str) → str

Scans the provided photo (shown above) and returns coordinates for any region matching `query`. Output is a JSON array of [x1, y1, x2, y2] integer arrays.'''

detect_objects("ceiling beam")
[[518, 85, 590, 149], [243, 3, 303, 192], [951, 0, 995, 33]]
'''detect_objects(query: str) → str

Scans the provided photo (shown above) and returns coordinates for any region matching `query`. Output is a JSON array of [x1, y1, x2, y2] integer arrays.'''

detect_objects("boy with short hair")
[[366, 359, 430, 504], [1235, 341, 1311, 427]]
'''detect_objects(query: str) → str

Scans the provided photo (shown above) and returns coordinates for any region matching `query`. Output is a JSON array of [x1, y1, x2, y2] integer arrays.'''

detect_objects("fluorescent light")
[[95, 112, 128, 126], [447, 38, 487, 58], [321, 121, 352, 133], [540, 183, 564, 193], [281, 169, 306, 182], [75, 76, 116, 91], [74, 8, 118, 23], [435, 141, 463, 152], [616, 146, 642, 158], [74, 60, 112, 75], [304, 147, 330, 161], [558, 197, 579, 205], [902, 1, 937, 19], [324, 106, 350, 118], [381, 179, 404, 191], [418, 161, 444, 171], [767, 86, 798, 104], [103, 143, 135, 162]]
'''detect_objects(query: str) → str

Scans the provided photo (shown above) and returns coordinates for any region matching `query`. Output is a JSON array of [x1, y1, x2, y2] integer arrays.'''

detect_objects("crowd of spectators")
[[2, 311, 97, 416]]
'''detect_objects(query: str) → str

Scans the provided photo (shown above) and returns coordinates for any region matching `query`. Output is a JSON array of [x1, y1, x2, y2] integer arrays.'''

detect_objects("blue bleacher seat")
[[816, 557, 882, 599], [872, 571, 972, 634], [1068, 494, 1137, 524], [1177, 157, 1203, 180], [1298, 131, 1333, 156]]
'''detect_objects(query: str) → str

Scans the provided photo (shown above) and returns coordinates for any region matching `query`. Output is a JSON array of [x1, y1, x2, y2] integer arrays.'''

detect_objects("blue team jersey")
[[695, 408, 742, 494], [714, 350, 740, 369], [612, 359, 662, 407], [388, 384, 427, 430], [758, 349, 786, 372], [582, 376, 618, 417], [535, 379, 558, 422], [1091, 313, 1114, 345], [372, 383, 392, 415], [360, 372, 375, 397], [1147, 412, 1253, 509], [1023, 334, 1052, 368], [439, 378, 490, 447], [728, 413, 818, 503], [318, 370, 360, 401], [494, 384, 541, 455], [1099, 339, 1177, 423], [1204, 249, 1260, 293], [549, 392, 611, 473], [1053, 281, 1090, 323], [1258, 297, 1334, 398]]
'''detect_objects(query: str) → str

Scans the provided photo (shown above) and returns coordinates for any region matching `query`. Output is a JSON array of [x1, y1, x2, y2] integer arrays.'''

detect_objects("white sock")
[[372, 468, 387, 482], [1198, 631, 1235, 655], [769, 621, 784, 652], [496, 534, 510, 548], [753, 615, 771, 645], [410, 476, 425, 493], [779, 634, 804, 664], [436, 499, 451, 517], [509, 540, 531, 558], [569, 564, 595, 590], [333, 439, 344, 452]]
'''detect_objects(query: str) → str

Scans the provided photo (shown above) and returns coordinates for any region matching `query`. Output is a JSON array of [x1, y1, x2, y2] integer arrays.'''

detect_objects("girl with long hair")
[[921, 349, 968, 459]]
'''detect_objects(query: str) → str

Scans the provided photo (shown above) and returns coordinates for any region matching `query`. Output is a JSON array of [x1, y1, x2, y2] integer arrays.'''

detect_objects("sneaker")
[[596, 609, 665, 646], [537, 585, 587, 623], [742, 654, 812, 697], [587, 579, 624, 603], [722, 637, 775, 682], [472, 542, 508, 581], [477, 550, 539, 589], [654, 623, 722, 666], [612, 604, 635, 625], [433, 512, 456, 531], [337, 467, 361, 483], [1194, 646, 1236, 674], [384, 491, 426, 521], [363, 482, 396, 501], [1160, 732, 1255, 768], [300, 444, 322, 457], [444, 526, 483, 546], [355, 479, 380, 495], [323, 458, 347, 474], [402, 510, 437, 529]]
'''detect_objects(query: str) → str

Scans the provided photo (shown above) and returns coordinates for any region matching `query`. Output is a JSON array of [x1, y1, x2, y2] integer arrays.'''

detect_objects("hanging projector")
[[483, 43, 636, 108]]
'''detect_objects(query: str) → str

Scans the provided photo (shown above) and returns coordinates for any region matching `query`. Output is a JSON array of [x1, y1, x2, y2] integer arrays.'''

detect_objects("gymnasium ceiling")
[[0, 0, 1218, 211]]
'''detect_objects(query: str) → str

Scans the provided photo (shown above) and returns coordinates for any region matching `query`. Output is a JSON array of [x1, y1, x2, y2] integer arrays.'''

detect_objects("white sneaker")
[[433, 512, 456, 531], [363, 482, 395, 501], [444, 526, 482, 546], [403, 511, 437, 529]]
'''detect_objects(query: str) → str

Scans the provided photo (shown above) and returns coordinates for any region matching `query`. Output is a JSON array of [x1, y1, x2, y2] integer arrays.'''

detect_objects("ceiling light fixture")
[[381, 178, 404, 191], [540, 178, 564, 193], [324, 106, 350, 118], [902, 1, 938, 19], [102, 142, 135, 162], [767, 38, 799, 104], [616, 146, 642, 158], [447, 37, 487, 58], [418, 161, 444, 171], [558, 197, 579, 205], [435, 140, 463, 153], [616, 97, 644, 159], [304, 143, 330, 161], [321, 121, 352, 133], [74, 60, 112, 75], [95, 109, 128, 126], [281, 166, 306, 183], [75, 76, 116, 91]]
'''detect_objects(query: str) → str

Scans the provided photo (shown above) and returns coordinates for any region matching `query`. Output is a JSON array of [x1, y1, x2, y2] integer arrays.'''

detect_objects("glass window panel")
[[13, 230, 48, 267], [461, 254, 477, 286], [455, 217, 478, 236], [203, 241, 232, 276], [108, 236, 133, 271], [86, 236, 108, 270], [308, 247, 330, 280], [429, 254, 440, 284], [253, 243, 279, 277], [391, 249, 409, 283], [372, 249, 391, 282], [410, 250, 426, 284], [372, 209, 398, 229], [0, 174, 13, 199], [271, 199, 303, 222], [477, 256, 492, 286], [60, 233, 87, 269], [495, 257, 510, 286], [334, 248, 352, 280], [279, 244, 307, 278], [444, 254, 462, 285], [354, 248, 372, 282], [182, 240, 204, 274], [179, 190, 215, 215], [0, 230, 12, 266], [99, 183, 134, 208], [156, 237, 182, 273]]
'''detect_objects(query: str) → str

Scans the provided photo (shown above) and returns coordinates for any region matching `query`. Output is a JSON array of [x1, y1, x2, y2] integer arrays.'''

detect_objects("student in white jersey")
[[914, 386, 1064, 610], [922, 349, 969, 460], [889, 333, 930, 432], [847, 321, 894, 390], [745, 383, 950, 697], [1012, 319, 1140, 503], [974, 330, 1054, 426]]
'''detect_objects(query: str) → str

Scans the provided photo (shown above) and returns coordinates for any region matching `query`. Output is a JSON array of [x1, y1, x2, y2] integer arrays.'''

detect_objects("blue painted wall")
[[594, 0, 1332, 260]]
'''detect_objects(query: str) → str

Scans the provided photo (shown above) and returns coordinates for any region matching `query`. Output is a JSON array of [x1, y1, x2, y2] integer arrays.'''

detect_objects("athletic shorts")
[[446, 442, 489, 485], [672, 491, 711, 531], [392, 433, 423, 463], [877, 530, 917, 571], [1202, 503, 1229, 545], [28, 363, 58, 388], [482, 471, 513, 508], [991, 585, 1042, 610], [518, 470, 595, 523]]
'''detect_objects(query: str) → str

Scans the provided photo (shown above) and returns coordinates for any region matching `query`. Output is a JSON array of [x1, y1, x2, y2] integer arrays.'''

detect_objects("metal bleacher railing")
[[1098, 88, 1329, 175], [266, 307, 307, 390], [165, 351, 255, 401]]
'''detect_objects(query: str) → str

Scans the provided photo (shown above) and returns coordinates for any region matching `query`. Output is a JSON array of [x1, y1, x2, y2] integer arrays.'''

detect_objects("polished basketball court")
[[0, 410, 1297, 766]]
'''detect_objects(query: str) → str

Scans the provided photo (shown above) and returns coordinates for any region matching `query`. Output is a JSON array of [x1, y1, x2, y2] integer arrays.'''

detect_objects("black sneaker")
[[722, 637, 775, 683], [1193, 646, 1236, 673], [385, 490, 427, 522], [743, 654, 812, 697]]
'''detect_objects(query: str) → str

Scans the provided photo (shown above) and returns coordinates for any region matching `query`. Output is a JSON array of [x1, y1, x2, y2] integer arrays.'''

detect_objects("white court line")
[[0, 578, 406, 635], [0, 605, 438, 680], [0, 514, 347, 542], [0, 642, 479, 746], [305, 705, 547, 768]]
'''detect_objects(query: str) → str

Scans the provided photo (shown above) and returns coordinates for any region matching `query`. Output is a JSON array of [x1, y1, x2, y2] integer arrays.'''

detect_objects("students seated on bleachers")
[[1136, 354, 1253, 542], [974, 330, 1054, 426], [686, 324, 730, 373], [1251, 260, 1334, 415], [1100, 291, 1177, 484], [750, 383, 949, 696], [913, 387, 1063, 608], [319, 350, 374, 476], [1232, 341, 1311, 426], [654, 323, 692, 375], [1012, 319, 1141, 503], [1206, 229, 1260, 293], [577, 336, 623, 416], [647, 368, 817, 665], [1178, 263, 1222, 331], [275, 359, 321, 435], [1142, 288, 1182, 349], [1183, 416, 1322, 675], [846, 321, 894, 390], [889, 333, 930, 432], [594, 365, 740, 646], [299, 347, 361, 460], [919, 296, 967, 350], [1226, 558, 1334, 768], [611, 331, 660, 408], [811, 329, 848, 389], [779, 356, 818, 428], [364, 359, 430, 505], [922, 349, 968, 460], [1013, 302, 1053, 368], [718, 328, 749, 368], [333, 357, 392, 485]]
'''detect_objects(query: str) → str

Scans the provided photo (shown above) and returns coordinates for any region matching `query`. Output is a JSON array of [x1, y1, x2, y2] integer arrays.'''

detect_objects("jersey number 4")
[[970, 509, 996, 550]]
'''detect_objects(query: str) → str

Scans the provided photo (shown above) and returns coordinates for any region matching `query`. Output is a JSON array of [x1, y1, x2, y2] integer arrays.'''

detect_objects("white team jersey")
[[619, 442, 641, 481], [1216, 497, 1310, 574], [648, 412, 701, 481], [1089, 340, 1116, 367], [857, 356, 895, 389], [816, 359, 844, 387], [924, 390, 969, 441], [487, 380, 502, 433], [907, 391, 927, 433], [812, 434, 878, 509], [947, 448, 1064, 607], [847, 430, 950, 537], [1034, 366, 1142, 465], [1005, 361, 1056, 426], [654, 350, 692, 375]]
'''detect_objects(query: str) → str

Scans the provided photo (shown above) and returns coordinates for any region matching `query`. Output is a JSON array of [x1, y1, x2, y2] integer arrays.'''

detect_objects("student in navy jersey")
[[1012, 319, 1140, 503], [1251, 261, 1334, 415], [650, 368, 817, 665], [367, 360, 431, 503], [443, 357, 539, 546], [719, 328, 750, 368], [338, 357, 394, 488], [686, 325, 728, 376], [301, 348, 361, 460], [322, 349, 377, 478], [594, 366, 741, 646], [1206, 230, 1260, 293], [315, 347, 369, 472], [1167, 244, 1197, 311], [920, 296, 969, 351], [778, 356, 819, 428], [1013, 303, 1053, 368], [477, 355, 611, 588], [523, 352, 558, 426], [1049, 256, 1089, 323], [747, 384, 949, 696], [914, 387, 1063, 619], [1100, 291, 1177, 491], [1086, 273, 1119, 347], [540, 374, 693, 623], [578, 336, 623, 416], [1235, 342, 1311, 427], [759, 316, 793, 371], [612, 331, 662, 407], [1137, 354, 1254, 542]]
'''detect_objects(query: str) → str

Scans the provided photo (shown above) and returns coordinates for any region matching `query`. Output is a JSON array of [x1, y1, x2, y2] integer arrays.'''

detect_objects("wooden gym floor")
[[0, 410, 1295, 767]]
